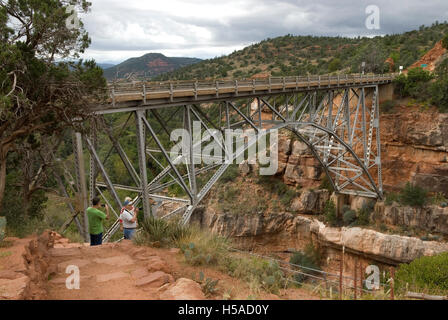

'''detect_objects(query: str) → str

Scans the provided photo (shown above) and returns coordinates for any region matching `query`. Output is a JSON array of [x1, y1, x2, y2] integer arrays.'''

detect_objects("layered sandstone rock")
[[380, 107, 448, 195], [290, 189, 330, 214], [282, 140, 322, 187], [197, 208, 448, 264], [312, 220, 448, 264], [373, 201, 448, 235]]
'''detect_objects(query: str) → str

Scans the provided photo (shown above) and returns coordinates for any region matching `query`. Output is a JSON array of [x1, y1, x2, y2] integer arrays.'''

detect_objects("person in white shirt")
[[120, 197, 139, 240]]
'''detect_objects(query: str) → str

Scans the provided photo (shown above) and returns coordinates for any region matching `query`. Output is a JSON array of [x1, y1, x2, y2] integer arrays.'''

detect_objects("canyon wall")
[[192, 208, 448, 265]]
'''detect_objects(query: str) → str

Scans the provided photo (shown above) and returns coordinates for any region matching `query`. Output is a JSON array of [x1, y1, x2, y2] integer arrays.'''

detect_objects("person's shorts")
[[124, 228, 136, 240], [90, 233, 103, 246]]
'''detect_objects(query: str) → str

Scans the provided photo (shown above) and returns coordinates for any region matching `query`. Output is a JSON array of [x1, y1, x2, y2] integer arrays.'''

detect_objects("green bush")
[[319, 175, 334, 193], [343, 210, 357, 226], [223, 255, 286, 294], [356, 205, 372, 226], [289, 243, 322, 283], [393, 68, 434, 99], [400, 182, 428, 207], [396, 252, 448, 295], [385, 192, 400, 205], [324, 200, 339, 227], [220, 165, 239, 183], [381, 100, 397, 113], [137, 216, 192, 247], [443, 34, 448, 50]]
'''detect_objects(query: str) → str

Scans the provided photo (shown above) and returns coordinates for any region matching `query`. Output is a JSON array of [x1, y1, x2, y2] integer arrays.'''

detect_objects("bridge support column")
[[331, 192, 349, 219], [135, 110, 152, 219], [73, 132, 90, 242]]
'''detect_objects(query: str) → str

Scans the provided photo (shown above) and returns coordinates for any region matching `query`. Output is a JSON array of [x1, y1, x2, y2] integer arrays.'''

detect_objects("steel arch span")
[[53, 75, 389, 241]]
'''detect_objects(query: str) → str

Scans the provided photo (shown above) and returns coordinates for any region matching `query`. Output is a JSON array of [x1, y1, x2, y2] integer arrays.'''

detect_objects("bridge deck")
[[98, 74, 395, 113]]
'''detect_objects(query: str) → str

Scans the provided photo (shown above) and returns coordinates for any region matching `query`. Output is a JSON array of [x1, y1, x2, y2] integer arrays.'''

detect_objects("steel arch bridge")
[[54, 74, 394, 242]]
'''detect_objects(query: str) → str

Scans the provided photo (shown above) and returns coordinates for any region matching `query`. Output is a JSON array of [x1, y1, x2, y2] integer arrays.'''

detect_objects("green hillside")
[[103, 53, 202, 80], [156, 22, 448, 81]]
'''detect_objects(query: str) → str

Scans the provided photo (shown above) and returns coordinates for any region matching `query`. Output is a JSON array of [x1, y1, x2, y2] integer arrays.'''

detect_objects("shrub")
[[220, 165, 239, 183], [137, 216, 192, 247], [400, 182, 428, 207], [289, 243, 322, 283], [356, 205, 372, 226], [319, 175, 334, 193], [385, 192, 400, 205], [396, 252, 448, 295], [381, 100, 397, 113], [443, 34, 448, 50], [343, 210, 357, 226], [324, 200, 339, 227], [393, 68, 433, 99], [223, 255, 286, 294]]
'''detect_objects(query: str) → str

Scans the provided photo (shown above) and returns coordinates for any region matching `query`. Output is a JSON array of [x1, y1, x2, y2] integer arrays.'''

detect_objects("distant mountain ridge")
[[103, 53, 202, 80]]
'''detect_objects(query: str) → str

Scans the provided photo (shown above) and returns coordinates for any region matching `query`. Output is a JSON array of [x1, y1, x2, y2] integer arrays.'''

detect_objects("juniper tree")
[[0, 0, 106, 212]]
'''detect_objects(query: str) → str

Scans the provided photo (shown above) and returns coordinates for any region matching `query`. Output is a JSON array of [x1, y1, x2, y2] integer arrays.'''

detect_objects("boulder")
[[146, 256, 169, 273], [159, 278, 206, 300], [291, 189, 330, 214], [135, 271, 174, 288]]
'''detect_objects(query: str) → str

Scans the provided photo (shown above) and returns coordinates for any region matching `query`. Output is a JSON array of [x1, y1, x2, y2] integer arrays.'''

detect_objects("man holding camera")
[[86, 197, 110, 246], [120, 197, 139, 240]]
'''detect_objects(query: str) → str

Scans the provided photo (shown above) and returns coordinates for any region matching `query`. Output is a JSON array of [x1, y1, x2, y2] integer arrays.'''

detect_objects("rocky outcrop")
[[20, 231, 57, 300], [380, 107, 448, 195], [290, 189, 330, 214], [196, 209, 448, 264], [313, 221, 448, 264], [373, 202, 448, 235], [276, 138, 323, 188], [159, 278, 206, 300]]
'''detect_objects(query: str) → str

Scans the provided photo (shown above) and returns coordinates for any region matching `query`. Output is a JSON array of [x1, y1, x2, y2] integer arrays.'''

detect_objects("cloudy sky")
[[79, 0, 448, 64]]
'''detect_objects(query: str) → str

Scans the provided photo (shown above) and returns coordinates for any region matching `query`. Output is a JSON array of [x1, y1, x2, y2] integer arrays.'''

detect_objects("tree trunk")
[[0, 154, 7, 215]]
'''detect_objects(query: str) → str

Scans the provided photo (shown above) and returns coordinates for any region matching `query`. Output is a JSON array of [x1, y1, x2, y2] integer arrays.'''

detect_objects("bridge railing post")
[[194, 81, 198, 100]]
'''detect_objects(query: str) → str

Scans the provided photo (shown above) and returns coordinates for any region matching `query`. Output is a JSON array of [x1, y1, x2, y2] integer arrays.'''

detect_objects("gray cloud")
[[79, 0, 448, 63]]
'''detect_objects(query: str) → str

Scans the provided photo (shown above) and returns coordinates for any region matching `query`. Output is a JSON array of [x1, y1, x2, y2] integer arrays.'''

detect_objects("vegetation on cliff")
[[156, 22, 448, 81]]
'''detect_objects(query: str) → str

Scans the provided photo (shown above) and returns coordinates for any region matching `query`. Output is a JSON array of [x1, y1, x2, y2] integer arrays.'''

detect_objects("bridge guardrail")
[[106, 73, 397, 103]]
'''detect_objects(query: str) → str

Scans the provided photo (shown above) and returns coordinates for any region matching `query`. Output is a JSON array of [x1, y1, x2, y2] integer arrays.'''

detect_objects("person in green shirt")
[[86, 197, 110, 246]]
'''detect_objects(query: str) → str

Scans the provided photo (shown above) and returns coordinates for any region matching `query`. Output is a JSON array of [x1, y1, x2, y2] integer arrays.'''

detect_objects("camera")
[[101, 204, 106, 208]]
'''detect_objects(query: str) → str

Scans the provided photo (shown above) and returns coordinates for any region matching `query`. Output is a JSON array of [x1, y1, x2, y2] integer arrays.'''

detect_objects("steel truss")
[[59, 83, 384, 242]]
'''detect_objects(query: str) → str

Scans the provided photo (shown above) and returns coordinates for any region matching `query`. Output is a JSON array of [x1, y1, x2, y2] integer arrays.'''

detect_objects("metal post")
[[340, 246, 344, 300], [89, 120, 97, 206], [185, 105, 197, 198], [135, 111, 152, 218], [390, 267, 395, 300], [354, 258, 358, 300], [375, 85, 383, 196], [74, 132, 89, 242]]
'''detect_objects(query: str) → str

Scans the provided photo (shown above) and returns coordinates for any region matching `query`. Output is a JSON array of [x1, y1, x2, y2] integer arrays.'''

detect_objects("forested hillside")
[[156, 22, 448, 80]]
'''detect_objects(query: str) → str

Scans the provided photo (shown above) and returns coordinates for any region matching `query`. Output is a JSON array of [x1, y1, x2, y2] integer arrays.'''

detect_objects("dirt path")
[[45, 237, 319, 300]]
